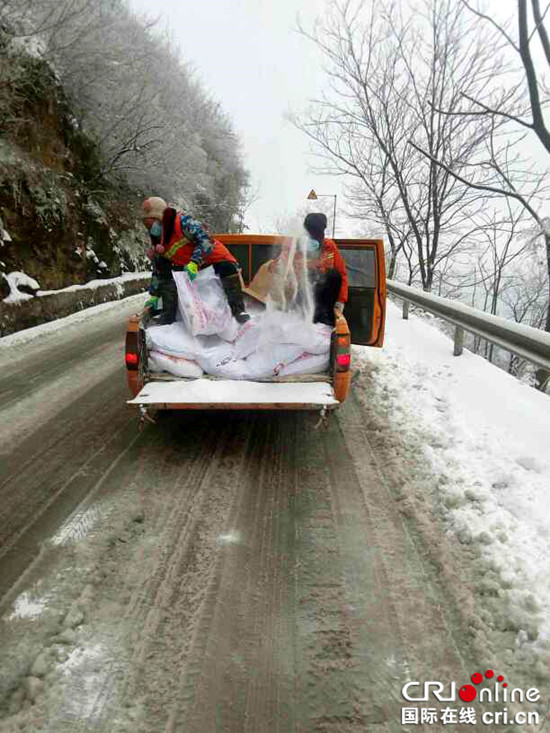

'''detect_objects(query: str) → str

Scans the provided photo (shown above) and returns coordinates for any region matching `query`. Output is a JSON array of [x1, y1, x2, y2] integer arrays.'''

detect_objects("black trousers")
[[212, 261, 239, 278], [313, 269, 342, 326], [155, 276, 178, 322]]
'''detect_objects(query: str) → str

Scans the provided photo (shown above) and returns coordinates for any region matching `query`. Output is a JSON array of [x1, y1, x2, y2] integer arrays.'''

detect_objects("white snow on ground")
[[2, 272, 40, 304], [36, 271, 150, 297], [1, 271, 149, 307], [355, 299, 550, 675], [0, 291, 147, 350], [7, 592, 49, 622]]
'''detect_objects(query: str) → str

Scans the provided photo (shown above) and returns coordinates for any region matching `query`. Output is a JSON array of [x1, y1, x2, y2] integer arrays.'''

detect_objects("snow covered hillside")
[[355, 299, 550, 682]]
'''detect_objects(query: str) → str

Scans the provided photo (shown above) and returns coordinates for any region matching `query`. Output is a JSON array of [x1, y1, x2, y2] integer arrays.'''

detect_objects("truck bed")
[[125, 312, 351, 412]]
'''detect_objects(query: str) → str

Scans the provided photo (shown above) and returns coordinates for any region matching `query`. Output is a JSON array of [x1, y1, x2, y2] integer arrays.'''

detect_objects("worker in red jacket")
[[267, 213, 348, 325], [142, 197, 249, 324], [303, 212, 348, 325]]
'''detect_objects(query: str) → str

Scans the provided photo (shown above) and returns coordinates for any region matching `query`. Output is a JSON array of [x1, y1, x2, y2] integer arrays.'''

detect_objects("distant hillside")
[[0, 50, 147, 294], [0, 0, 248, 297]]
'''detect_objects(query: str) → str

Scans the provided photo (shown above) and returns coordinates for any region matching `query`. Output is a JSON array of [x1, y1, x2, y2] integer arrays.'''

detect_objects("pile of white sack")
[[146, 269, 332, 380]]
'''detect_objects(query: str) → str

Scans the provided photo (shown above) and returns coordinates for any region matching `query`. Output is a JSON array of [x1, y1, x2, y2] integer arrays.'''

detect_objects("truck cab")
[[124, 235, 386, 414]]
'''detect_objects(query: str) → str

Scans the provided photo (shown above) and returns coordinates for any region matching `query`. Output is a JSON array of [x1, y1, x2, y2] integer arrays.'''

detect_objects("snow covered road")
[[0, 297, 549, 731]]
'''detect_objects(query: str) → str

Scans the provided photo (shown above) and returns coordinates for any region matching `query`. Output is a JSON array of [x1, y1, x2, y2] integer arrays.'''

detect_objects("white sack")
[[173, 269, 237, 341], [195, 334, 236, 374], [244, 343, 306, 378], [202, 359, 254, 380], [148, 350, 204, 378], [145, 291, 334, 381], [300, 323, 333, 355], [233, 317, 262, 359], [146, 322, 201, 360], [277, 352, 330, 377], [255, 310, 332, 353]]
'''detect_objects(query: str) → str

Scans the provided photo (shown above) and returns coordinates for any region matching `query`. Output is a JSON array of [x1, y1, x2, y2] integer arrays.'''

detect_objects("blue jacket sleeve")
[[179, 214, 214, 266]]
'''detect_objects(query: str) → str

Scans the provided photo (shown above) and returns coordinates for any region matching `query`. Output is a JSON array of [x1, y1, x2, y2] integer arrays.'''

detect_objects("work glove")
[[143, 295, 159, 312], [185, 261, 199, 281]]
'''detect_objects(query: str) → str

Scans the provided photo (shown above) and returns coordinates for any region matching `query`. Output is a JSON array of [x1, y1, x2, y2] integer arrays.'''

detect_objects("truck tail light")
[[125, 331, 139, 371], [336, 334, 351, 372]]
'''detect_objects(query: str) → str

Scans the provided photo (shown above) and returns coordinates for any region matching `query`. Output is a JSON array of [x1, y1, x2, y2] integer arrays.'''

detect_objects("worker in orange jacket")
[[303, 212, 348, 325], [142, 197, 249, 324], [271, 213, 348, 326]]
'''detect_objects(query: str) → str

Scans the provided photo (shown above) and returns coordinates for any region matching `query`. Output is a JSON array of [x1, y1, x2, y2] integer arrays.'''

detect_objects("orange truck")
[[124, 235, 386, 418]]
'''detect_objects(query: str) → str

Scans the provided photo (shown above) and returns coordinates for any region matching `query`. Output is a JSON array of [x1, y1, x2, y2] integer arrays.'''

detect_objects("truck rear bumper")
[[127, 379, 339, 411]]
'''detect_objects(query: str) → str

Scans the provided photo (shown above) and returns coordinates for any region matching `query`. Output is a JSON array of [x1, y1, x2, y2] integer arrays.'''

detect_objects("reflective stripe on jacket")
[[163, 212, 236, 268], [318, 239, 348, 303]]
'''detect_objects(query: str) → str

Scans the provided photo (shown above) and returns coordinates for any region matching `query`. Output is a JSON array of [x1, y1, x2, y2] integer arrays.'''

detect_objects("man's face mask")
[[150, 221, 162, 238], [305, 237, 320, 255]]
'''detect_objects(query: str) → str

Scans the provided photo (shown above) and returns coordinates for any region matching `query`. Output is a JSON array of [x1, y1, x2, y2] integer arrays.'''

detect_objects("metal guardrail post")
[[403, 301, 409, 320], [453, 326, 464, 356]]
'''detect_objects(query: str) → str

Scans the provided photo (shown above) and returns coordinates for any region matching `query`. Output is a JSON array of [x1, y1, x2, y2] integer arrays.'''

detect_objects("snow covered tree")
[[0, 0, 248, 227], [295, 0, 500, 291], [413, 0, 550, 337]]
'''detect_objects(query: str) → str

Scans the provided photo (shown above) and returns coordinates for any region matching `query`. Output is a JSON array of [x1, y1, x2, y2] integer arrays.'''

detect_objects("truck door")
[[338, 240, 386, 347]]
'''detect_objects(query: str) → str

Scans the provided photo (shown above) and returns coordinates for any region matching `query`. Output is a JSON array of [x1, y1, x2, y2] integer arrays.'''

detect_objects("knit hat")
[[304, 212, 327, 243], [141, 196, 167, 221]]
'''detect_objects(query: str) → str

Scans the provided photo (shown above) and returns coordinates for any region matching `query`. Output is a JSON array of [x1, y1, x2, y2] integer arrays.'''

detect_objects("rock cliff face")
[[0, 49, 148, 299]]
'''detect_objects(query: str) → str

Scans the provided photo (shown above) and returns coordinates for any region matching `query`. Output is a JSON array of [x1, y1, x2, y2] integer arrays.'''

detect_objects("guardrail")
[[386, 279, 550, 372]]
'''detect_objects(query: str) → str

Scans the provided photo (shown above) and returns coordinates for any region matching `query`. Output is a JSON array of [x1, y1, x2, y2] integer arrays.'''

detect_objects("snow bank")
[[354, 300, 550, 676], [3, 271, 40, 303], [0, 292, 145, 349], [0, 273, 149, 338], [36, 272, 150, 298]]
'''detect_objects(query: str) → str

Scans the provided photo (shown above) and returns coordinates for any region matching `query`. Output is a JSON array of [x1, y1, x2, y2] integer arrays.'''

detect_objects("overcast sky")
[[128, 0, 523, 235], [127, 0, 349, 233]]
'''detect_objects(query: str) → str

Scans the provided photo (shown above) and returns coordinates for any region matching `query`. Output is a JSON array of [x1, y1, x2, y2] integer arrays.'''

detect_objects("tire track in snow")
[[0, 321, 126, 414], [119, 416, 248, 706], [165, 412, 299, 733], [59, 411, 260, 731], [338, 392, 474, 681], [1, 395, 488, 732], [0, 374, 136, 596]]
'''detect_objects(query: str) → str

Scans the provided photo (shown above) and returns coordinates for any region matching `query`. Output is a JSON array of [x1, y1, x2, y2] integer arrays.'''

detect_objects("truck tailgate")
[[127, 379, 339, 410]]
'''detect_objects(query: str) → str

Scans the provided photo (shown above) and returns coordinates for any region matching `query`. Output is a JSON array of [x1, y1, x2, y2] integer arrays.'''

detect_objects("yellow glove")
[[144, 295, 159, 311], [185, 262, 199, 281]]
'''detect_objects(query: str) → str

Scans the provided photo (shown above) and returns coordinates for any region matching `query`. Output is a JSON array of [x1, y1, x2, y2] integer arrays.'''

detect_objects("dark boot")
[[221, 273, 250, 324], [153, 278, 178, 325], [313, 270, 341, 326]]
